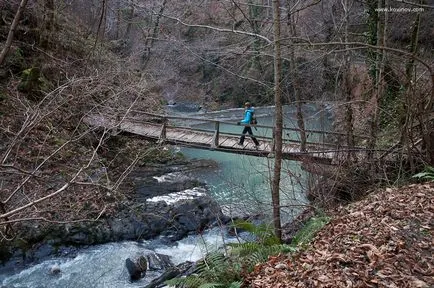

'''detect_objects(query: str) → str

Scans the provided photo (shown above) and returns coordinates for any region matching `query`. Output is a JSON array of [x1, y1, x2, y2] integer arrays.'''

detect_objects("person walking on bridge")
[[237, 102, 260, 149]]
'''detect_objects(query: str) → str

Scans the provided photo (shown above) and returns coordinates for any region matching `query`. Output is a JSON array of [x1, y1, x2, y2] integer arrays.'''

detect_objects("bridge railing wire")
[[126, 109, 369, 149]]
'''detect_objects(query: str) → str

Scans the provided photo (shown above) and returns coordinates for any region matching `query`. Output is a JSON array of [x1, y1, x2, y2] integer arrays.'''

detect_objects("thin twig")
[[0, 205, 107, 225]]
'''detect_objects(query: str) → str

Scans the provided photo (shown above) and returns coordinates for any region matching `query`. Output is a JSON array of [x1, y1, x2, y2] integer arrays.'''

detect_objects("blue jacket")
[[240, 107, 254, 124]]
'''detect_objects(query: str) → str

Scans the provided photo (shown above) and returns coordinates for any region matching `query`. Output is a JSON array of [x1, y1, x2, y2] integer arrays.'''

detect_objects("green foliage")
[[412, 166, 434, 181], [227, 282, 242, 288], [379, 87, 402, 130], [165, 214, 331, 288], [165, 276, 204, 288], [228, 242, 296, 270], [231, 219, 280, 246], [198, 282, 242, 288], [165, 221, 297, 288], [228, 220, 296, 271], [199, 284, 226, 288], [165, 252, 242, 288], [17, 67, 51, 101], [291, 216, 330, 246], [378, 63, 407, 133]]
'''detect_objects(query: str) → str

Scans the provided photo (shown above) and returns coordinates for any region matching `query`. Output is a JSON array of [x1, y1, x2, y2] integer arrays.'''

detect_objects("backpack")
[[250, 111, 258, 125]]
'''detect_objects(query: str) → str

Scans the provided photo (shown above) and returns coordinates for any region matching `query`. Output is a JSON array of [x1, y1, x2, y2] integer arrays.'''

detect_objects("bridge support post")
[[158, 117, 167, 144], [211, 121, 220, 148], [271, 129, 276, 152], [267, 129, 276, 158], [111, 113, 121, 136]]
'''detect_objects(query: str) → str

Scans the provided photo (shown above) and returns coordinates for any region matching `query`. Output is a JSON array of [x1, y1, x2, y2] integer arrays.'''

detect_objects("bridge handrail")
[[122, 116, 367, 150], [127, 109, 369, 140]]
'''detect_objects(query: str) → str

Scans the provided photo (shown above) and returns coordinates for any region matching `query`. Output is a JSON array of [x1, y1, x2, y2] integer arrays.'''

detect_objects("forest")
[[0, 0, 433, 287]]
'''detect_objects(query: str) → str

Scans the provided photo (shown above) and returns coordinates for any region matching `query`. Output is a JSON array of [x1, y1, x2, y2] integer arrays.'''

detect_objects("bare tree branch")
[[289, 0, 322, 15], [0, 164, 40, 177], [0, 0, 29, 66], [2, 127, 94, 205], [0, 128, 108, 219], [0, 205, 107, 225], [161, 14, 273, 44], [288, 40, 433, 85], [392, 0, 434, 9]]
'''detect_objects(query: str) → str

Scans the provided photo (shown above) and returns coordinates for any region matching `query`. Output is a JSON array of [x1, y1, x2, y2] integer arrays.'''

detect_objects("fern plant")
[[413, 166, 434, 181], [165, 220, 298, 288], [291, 215, 330, 246], [228, 242, 296, 272], [230, 219, 281, 246], [165, 252, 242, 288], [164, 215, 332, 287]]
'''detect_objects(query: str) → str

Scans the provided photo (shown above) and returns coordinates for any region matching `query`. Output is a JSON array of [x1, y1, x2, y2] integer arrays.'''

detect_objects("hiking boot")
[[237, 142, 243, 146], [255, 144, 260, 150]]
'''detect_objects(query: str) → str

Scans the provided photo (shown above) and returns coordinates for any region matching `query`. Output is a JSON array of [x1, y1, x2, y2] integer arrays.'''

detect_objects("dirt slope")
[[243, 183, 433, 288]]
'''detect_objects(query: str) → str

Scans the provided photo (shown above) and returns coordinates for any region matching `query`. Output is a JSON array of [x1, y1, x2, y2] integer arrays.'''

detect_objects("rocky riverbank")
[[0, 157, 229, 272]]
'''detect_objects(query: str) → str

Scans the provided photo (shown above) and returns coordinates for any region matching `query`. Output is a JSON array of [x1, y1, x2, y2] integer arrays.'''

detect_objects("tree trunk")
[[248, 0, 263, 73], [367, 0, 386, 177], [402, 3, 421, 171], [125, 3, 134, 39], [0, 0, 29, 66], [342, 0, 355, 161], [271, 0, 283, 241], [40, 0, 55, 49], [97, 0, 107, 41], [142, 0, 167, 68], [287, 0, 306, 152]]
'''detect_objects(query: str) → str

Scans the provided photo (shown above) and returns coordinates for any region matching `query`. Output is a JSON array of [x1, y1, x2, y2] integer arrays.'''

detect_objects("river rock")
[[125, 257, 147, 281], [30, 187, 226, 246], [146, 253, 173, 271], [125, 251, 175, 281], [49, 264, 61, 275]]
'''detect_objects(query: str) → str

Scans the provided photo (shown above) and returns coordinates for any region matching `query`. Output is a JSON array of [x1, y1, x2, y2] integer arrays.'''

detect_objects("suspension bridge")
[[85, 110, 368, 165]]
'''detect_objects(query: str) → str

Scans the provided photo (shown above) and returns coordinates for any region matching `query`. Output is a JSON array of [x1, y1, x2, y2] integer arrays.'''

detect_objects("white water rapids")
[[0, 227, 240, 288]]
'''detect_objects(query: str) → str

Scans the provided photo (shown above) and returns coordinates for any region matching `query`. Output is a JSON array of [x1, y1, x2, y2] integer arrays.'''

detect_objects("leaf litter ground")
[[243, 183, 433, 288]]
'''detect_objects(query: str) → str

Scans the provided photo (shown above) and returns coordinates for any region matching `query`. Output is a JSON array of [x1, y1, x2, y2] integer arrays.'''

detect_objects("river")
[[0, 103, 332, 287], [0, 227, 242, 288], [179, 103, 331, 221]]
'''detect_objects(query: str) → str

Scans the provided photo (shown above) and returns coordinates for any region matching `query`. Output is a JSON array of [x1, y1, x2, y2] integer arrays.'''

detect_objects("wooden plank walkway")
[[85, 113, 339, 164]]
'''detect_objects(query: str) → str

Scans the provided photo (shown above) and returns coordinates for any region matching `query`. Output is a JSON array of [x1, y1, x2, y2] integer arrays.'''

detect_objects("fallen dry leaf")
[[243, 182, 434, 288]]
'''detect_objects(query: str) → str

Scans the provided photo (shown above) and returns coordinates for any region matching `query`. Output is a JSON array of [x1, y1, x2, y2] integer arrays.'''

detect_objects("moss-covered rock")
[[17, 67, 50, 101]]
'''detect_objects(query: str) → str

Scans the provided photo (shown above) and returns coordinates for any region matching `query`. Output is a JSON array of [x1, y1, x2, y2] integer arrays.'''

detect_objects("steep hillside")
[[244, 182, 433, 287], [0, 2, 164, 245]]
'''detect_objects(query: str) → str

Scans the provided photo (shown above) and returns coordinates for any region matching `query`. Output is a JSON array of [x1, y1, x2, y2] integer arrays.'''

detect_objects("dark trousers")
[[239, 126, 259, 145]]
